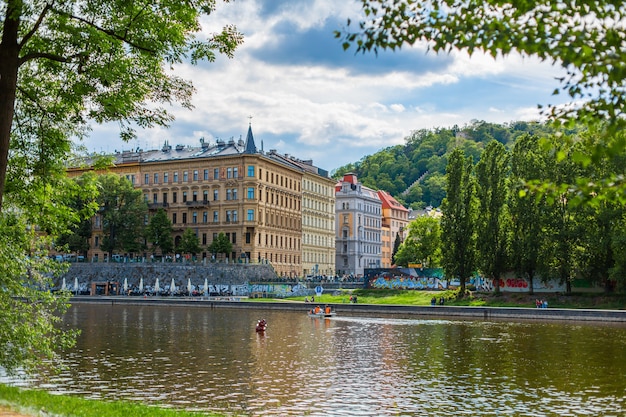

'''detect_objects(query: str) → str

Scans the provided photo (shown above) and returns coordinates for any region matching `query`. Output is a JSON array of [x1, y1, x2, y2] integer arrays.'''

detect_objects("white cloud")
[[80, 0, 573, 171]]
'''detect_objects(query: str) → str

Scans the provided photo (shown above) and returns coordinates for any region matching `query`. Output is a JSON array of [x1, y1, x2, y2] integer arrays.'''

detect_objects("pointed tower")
[[244, 123, 257, 154]]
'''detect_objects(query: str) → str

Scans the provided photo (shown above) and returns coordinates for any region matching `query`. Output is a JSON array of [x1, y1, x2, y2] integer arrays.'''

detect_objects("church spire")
[[244, 118, 257, 154]]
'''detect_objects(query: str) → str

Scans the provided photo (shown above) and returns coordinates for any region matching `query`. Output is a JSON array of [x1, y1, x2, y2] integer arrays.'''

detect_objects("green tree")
[[509, 135, 548, 295], [391, 232, 402, 266], [475, 141, 510, 293], [147, 208, 174, 257], [394, 216, 441, 267], [441, 148, 477, 296], [55, 173, 100, 257], [539, 137, 585, 294], [208, 232, 233, 260], [338, 0, 625, 200], [178, 228, 202, 259], [98, 174, 147, 258]]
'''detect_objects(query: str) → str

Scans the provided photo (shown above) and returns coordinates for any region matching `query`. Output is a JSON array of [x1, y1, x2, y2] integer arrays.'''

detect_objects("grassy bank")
[[286, 289, 626, 310], [0, 384, 222, 417]]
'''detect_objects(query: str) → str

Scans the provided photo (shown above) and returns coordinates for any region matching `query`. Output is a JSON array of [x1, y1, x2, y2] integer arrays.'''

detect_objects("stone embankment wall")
[[59, 262, 277, 291]]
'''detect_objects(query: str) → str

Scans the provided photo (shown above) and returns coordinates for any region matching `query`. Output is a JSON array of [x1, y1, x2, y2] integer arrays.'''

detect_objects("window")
[[214, 168, 219, 180], [182, 213, 187, 224], [202, 233, 207, 245], [246, 232, 251, 244], [174, 172, 179, 183], [226, 189, 232, 200], [163, 193, 168, 204], [144, 174, 149, 185], [193, 170, 198, 181], [232, 189, 238, 200], [192, 212, 197, 224], [193, 191, 198, 202], [232, 210, 238, 222], [204, 169, 209, 180], [247, 165, 255, 177], [173, 213, 177, 224], [213, 211, 218, 223], [247, 209, 255, 221], [233, 167, 238, 178], [227, 168, 232, 179], [226, 210, 231, 222], [247, 187, 255, 199], [183, 171, 188, 182], [154, 173, 159, 184], [203, 211, 208, 223], [231, 233, 236, 244], [164, 172, 169, 184], [173, 192, 177, 203], [203, 190, 209, 202], [153, 193, 157, 203], [213, 189, 218, 201], [95, 236, 99, 247], [182, 192, 188, 203]]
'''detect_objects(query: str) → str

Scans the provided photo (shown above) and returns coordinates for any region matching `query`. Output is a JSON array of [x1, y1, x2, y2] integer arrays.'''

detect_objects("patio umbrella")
[[155, 278, 160, 294], [123, 277, 128, 293], [139, 277, 144, 293], [74, 277, 79, 294], [170, 277, 176, 294], [187, 278, 192, 296], [204, 278, 208, 296], [61, 277, 66, 291]]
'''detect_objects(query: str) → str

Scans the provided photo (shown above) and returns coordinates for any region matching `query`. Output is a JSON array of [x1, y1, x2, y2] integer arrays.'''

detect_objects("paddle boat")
[[308, 305, 336, 318]]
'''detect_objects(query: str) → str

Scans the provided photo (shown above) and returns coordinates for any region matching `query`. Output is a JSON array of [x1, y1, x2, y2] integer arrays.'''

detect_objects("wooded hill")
[[332, 120, 562, 208]]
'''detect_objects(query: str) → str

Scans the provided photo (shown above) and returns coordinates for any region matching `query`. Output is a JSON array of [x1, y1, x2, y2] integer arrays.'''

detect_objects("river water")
[[4, 303, 626, 416]]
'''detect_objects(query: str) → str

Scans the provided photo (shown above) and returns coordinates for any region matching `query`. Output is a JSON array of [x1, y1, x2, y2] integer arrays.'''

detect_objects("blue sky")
[[82, 0, 571, 173]]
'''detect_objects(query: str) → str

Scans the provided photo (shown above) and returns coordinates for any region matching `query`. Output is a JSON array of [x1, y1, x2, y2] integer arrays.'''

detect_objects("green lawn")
[[288, 289, 626, 310], [0, 384, 222, 417]]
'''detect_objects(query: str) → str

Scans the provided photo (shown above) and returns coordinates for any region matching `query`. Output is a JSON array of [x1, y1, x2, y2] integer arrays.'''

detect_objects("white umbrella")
[[187, 278, 192, 295], [170, 277, 176, 294], [155, 278, 160, 294], [204, 278, 208, 296], [61, 277, 66, 291], [74, 277, 79, 294], [139, 277, 144, 293], [123, 277, 128, 293]]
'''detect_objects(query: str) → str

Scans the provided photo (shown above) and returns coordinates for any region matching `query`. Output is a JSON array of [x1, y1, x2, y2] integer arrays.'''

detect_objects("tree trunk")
[[527, 270, 534, 295], [0, 2, 22, 213]]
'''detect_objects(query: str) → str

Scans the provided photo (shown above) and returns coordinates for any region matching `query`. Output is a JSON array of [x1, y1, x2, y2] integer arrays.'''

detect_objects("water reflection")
[[4, 304, 626, 416]]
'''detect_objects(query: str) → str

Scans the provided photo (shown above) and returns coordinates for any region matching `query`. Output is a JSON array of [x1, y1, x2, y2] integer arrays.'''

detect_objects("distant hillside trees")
[[333, 120, 553, 209]]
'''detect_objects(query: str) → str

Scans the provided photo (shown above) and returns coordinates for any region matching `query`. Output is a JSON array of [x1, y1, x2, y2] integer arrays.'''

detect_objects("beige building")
[[248, 151, 336, 277], [68, 126, 333, 278], [377, 190, 409, 268]]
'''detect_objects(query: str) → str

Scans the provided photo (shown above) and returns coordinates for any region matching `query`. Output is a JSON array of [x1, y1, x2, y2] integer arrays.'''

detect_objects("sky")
[[81, 0, 572, 173]]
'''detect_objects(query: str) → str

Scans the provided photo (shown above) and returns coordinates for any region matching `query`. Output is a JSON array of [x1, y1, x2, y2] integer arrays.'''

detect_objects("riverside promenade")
[[69, 296, 626, 323]]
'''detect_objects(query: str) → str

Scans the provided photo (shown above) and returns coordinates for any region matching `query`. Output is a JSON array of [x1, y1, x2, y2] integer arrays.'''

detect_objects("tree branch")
[[19, 3, 52, 49]]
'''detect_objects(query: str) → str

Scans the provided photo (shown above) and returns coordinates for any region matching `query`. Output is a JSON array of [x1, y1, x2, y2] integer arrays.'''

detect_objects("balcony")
[[185, 200, 210, 208], [148, 202, 169, 210]]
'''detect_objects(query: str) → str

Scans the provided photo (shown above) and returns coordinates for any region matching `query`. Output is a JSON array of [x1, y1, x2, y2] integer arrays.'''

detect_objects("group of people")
[[431, 296, 445, 306], [535, 299, 549, 308], [309, 305, 333, 315]]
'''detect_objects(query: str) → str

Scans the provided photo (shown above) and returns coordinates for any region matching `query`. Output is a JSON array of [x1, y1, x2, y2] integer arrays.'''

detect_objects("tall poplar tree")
[[475, 141, 510, 293], [509, 135, 547, 294], [441, 148, 476, 296]]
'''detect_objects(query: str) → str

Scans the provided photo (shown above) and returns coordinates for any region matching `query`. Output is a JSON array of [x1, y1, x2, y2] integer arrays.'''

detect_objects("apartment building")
[[377, 190, 409, 268], [335, 173, 382, 277], [67, 125, 333, 278]]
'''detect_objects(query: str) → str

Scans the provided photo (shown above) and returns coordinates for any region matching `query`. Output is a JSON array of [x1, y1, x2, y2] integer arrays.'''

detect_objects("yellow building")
[[67, 126, 333, 278], [269, 154, 336, 277]]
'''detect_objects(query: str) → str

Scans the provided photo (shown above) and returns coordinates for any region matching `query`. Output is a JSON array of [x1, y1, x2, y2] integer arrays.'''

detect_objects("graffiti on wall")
[[248, 283, 309, 297], [365, 268, 567, 292]]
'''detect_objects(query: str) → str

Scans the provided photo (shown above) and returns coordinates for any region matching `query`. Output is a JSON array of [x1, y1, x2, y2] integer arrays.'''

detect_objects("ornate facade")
[[334, 173, 382, 277], [68, 126, 334, 278]]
